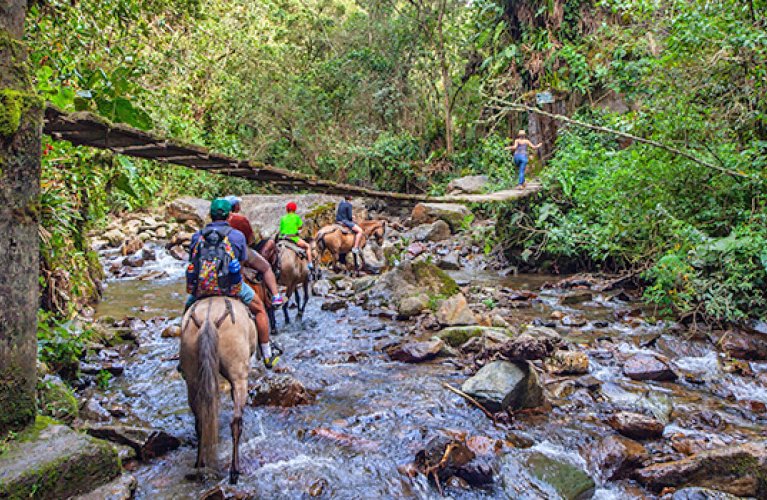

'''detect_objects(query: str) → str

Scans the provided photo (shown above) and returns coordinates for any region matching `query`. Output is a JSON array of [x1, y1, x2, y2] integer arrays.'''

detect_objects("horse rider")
[[225, 195, 284, 307], [185, 198, 279, 368], [278, 202, 314, 270], [336, 195, 363, 253]]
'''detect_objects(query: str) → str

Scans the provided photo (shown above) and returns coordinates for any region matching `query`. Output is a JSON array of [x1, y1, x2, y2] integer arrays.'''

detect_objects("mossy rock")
[[411, 260, 459, 297], [0, 417, 121, 499], [37, 376, 78, 423], [436, 326, 511, 347], [524, 452, 595, 500]]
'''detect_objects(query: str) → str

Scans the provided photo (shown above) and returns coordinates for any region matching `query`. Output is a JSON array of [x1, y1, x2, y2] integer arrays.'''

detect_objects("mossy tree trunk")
[[0, 0, 43, 434]]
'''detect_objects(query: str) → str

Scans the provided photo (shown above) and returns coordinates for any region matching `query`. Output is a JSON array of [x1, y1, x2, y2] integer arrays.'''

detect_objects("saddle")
[[277, 239, 307, 260], [332, 223, 353, 234]]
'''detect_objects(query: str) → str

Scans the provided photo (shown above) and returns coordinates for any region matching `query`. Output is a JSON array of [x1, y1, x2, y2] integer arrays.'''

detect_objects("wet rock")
[[361, 244, 385, 273], [585, 434, 648, 480], [437, 252, 462, 270], [411, 203, 471, 231], [168, 244, 188, 261], [607, 411, 664, 440], [523, 325, 562, 343], [523, 452, 596, 500], [367, 260, 458, 312], [310, 428, 380, 452], [436, 294, 478, 327], [623, 353, 677, 381], [634, 442, 767, 497], [447, 175, 489, 194], [161, 325, 181, 338], [491, 315, 509, 328], [200, 485, 252, 500], [121, 254, 145, 268], [575, 375, 601, 391], [561, 314, 588, 327], [670, 433, 727, 456], [720, 329, 767, 360], [141, 247, 156, 261], [80, 396, 112, 422], [312, 279, 332, 296], [0, 419, 121, 499], [461, 360, 544, 412], [546, 350, 590, 375], [249, 375, 314, 407], [560, 291, 593, 305], [406, 242, 426, 257], [352, 275, 376, 293], [409, 220, 452, 242], [437, 326, 509, 347], [670, 487, 743, 499], [80, 361, 125, 376], [120, 238, 143, 256], [75, 474, 137, 500], [388, 339, 444, 363], [321, 298, 347, 311], [480, 333, 556, 362], [85, 425, 181, 461], [414, 436, 493, 487]]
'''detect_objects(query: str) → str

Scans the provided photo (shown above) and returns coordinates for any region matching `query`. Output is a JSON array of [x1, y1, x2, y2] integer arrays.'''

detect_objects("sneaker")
[[352, 247, 361, 255], [263, 355, 280, 370], [272, 295, 285, 307]]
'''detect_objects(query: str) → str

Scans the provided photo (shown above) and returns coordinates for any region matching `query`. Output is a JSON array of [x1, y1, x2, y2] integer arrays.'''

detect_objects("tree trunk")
[[0, 0, 43, 434], [436, 0, 453, 155]]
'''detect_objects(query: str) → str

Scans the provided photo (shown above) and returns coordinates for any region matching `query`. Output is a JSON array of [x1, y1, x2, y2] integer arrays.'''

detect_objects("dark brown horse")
[[179, 296, 256, 484]]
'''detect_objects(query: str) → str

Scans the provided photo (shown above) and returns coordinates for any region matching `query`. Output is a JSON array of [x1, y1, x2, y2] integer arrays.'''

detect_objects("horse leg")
[[299, 281, 310, 319], [268, 307, 278, 336], [295, 286, 304, 320], [229, 378, 248, 485], [283, 288, 292, 324]]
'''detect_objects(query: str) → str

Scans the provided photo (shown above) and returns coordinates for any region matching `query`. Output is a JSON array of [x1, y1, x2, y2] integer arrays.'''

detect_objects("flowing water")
[[94, 250, 767, 499]]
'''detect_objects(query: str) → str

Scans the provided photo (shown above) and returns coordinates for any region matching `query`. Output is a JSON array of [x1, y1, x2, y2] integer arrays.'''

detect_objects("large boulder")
[[411, 203, 471, 231], [634, 442, 767, 497], [447, 175, 489, 194], [166, 196, 210, 227], [367, 259, 459, 312], [407, 220, 452, 242], [436, 293, 477, 327], [461, 360, 544, 412], [249, 375, 314, 407], [0, 418, 121, 499]]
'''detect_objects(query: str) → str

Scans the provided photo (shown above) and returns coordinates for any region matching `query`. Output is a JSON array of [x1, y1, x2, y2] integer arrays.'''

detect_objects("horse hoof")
[[229, 470, 240, 485]]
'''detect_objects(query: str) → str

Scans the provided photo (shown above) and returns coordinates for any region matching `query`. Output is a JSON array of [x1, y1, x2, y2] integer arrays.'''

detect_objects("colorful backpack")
[[186, 226, 242, 297]]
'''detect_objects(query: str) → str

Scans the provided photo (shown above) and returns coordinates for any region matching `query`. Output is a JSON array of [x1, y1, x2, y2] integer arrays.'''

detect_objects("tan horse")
[[179, 296, 257, 484], [315, 220, 386, 275]]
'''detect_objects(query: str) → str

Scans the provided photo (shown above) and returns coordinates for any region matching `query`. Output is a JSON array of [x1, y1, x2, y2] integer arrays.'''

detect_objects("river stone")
[[85, 425, 181, 460], [461, 360, 544, 412], [671, 488, 743, 499], [623, 353, 677, 381], [249, 375, 314, 407], [437, 252, 461, 270], [0, 418, 121, 499], [607, 411, 664, 440], [560, 291, 594, 305], [104, 228, 125, 247], [408, 220, 452, 242], [167, 196, 209, 226], [721, 329, 767, 360], [361, 244, 385, 273], [367, 259, 458, 311], [168, 244, 188, 261], [436, 326, 510, 347], [633, 442, 767, 497], [120, 237, 143, 256], [388, 339, 444, 363], [122, 254, 145, 268], [447, 175, 489, 194], [398, 294, 429, 318], [523, 452, 596, 500], [546, 350, 589, 375], [585, 434, 648, 481], [75, 474, 137, 500], [436, 293, 477, 326], [411, 202, 471, 231], [161, 325, 181, 338]]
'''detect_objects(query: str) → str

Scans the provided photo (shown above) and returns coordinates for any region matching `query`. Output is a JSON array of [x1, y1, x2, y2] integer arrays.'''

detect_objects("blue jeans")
[[185, 281, 255, 309], [514, 155, 528, 185]]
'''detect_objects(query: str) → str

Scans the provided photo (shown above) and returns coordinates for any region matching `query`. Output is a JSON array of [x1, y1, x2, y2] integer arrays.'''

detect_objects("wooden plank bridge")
[[43, 106, 541, 204]]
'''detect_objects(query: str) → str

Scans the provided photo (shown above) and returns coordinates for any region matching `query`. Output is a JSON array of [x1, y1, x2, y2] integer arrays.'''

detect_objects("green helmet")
[[210, 198, 232, 219]]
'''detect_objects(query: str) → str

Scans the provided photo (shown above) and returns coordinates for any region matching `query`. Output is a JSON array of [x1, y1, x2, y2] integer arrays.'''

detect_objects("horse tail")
[[194, 316, 220, 467]]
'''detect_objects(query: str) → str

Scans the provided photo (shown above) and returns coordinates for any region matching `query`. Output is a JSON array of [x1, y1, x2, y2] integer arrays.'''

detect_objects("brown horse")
[[315, 220, 386, 275], [274, 239, 316, 329], [179, 296, 257, 484]]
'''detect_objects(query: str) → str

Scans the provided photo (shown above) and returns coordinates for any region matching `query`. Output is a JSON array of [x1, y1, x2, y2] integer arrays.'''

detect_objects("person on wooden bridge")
[[506, 129, 541, 189]]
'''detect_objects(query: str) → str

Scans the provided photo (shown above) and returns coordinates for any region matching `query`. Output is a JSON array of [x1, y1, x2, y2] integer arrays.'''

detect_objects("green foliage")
[[36, 311, 92, 378], [0, 89, 23, 137], [95, 370, 113, 390], [36, 376, 79, 423]]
